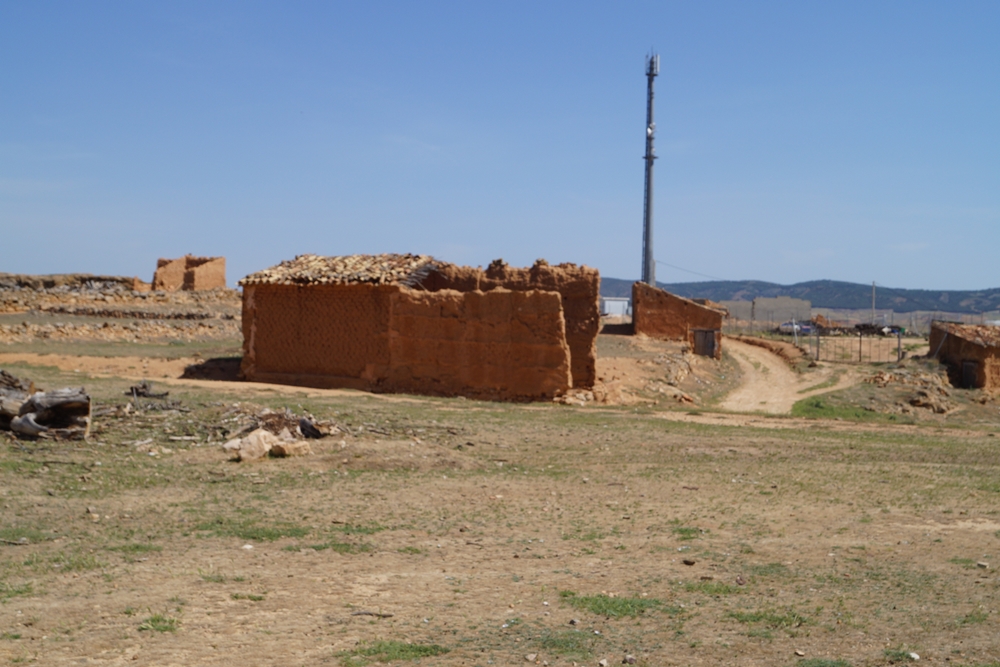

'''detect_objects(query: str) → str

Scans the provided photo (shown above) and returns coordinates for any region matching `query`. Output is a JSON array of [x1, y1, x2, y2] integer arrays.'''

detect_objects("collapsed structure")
[[631, 282, 727, 358], [238, 254, 600, 401], [153, 255, 226, 291], [930, 321, 1000, 391]]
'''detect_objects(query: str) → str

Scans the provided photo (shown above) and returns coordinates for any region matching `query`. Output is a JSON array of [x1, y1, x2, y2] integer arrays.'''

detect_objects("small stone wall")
[[632, 282, 725, 358], [153, 256, 226, 291]]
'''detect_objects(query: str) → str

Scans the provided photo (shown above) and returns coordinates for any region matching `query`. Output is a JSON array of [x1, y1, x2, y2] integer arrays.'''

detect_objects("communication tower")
[[641, 52, 659, 286]]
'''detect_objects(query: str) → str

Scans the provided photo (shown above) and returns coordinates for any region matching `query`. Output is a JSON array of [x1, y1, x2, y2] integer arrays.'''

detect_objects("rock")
[[794, 650, 805, 657], [525, 654, 537, 662], [599, 660, 609, 667], [682, 559, 696, 566], [623, 655, 637, 664], [271, 440, 312, 458], [908, 652, 920, 661], [223, 428, 276, 461], [735, 575, 746, 586], [977, 561, 989, 569], [569, 618, 579, 625]]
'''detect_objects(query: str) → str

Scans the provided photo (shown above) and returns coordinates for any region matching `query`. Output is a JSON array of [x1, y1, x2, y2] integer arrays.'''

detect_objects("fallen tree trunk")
[[11, 388, 91, 440]]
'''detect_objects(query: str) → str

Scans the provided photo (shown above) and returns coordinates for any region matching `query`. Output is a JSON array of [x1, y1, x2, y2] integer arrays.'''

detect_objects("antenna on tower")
[[641, 52, 659, 287]]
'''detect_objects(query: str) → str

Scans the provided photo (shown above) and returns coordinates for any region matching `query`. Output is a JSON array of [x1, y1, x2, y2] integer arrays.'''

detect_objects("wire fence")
[[808, 332, 901, 364]]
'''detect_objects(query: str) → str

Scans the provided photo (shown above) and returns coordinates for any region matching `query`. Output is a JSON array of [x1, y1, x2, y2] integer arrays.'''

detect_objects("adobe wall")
[[241, 284, 572, 400], [153, 258, 186, 291], [153, 255, 226, 291], [241, 283, 393, 388], [386, 288, 571, 400], [185, 257, 226, 290], [632, 282, 725, 357], [931, 325, 1000, 391], [417, 259, 600, 389]]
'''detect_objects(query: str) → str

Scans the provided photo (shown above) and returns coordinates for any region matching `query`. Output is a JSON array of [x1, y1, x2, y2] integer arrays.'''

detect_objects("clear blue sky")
[[2, 2, 998, 290]]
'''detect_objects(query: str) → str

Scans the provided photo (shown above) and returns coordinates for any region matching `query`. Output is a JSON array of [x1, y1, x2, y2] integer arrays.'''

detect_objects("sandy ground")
[[719, 339, 860, 414]]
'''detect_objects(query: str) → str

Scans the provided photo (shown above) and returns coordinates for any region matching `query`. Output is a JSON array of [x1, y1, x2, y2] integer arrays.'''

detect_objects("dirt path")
[[719, 338, 859, 414]]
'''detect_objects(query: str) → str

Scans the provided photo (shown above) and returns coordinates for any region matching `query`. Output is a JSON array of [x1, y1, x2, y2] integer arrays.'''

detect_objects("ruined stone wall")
[[417, 260, 600, 389], [241, 283, 572, 400], [632, 282, 725, 355], [930, 325, 1000, 391], [153, 258, 186, 291], [185, 257, 226, 290], [153, 256, 226, 291]]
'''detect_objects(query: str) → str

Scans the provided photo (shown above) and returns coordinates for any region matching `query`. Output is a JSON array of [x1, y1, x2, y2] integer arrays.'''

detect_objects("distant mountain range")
[[600, 278, 1000, 315]]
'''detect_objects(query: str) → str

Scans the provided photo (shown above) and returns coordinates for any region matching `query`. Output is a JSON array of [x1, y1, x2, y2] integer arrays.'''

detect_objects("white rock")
[[908, 653, 919, 661]]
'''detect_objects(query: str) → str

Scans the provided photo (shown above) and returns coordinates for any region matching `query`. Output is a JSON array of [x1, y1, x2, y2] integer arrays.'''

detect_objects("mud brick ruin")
[[153, 255, 226, 291], [930, 321, 1000, 391], [631, 281, 727, 358], [238, 254, 600, 401]]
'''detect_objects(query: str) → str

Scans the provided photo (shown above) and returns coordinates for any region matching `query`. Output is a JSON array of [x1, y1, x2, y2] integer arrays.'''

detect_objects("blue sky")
[[2, 2, 998, 290]]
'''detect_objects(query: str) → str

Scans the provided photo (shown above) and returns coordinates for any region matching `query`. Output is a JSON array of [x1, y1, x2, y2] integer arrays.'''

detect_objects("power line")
[[654, 260, 725, 282]]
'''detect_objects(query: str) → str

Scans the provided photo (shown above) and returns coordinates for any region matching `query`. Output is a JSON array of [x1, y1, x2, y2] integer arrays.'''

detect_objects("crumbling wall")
[[153, 255, 226, 291], [416, 259, 600, 389], [930, 324, 1000, 391], [632, 282, 725, 358], [241, 283, 572, 400]]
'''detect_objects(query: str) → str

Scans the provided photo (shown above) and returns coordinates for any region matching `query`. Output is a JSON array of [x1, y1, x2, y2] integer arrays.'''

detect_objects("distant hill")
[[600, 278, 1000, 315]]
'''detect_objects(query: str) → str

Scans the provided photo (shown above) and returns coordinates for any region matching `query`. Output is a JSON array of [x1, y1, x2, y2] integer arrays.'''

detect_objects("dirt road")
[[719, 338, 858, 414]]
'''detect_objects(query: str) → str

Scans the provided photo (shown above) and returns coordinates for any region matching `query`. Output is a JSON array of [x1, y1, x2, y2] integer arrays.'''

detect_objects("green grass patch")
[[948, 557, 976, 568], [798, 659, 851, 667], [108, 543, 162, 554], [338, 639, 449, 665], [727, 608, 808, 629], [536, 628, 599, 659], [671, 526, 701, 541], [558, 591, 671, 618], [194, 516, 310, 542], [23, 551, 105, 574], [398, 546, 423, 555], [749, 562, 790, 578], [0, 526, 49, 544], [283, 540, 372, 554], [0, 632, 21, 640], [138, 614, 179, 633], [199, 572, 226, 583], [231, 593, 265, 601], [958, 610, 988, 625], [883, 648, 918, 663], [0, 582, 34, 602]]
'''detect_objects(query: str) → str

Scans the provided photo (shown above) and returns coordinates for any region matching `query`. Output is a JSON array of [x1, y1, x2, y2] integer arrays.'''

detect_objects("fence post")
[[858, 330, 863, 363], [897, 330, 902, 363]]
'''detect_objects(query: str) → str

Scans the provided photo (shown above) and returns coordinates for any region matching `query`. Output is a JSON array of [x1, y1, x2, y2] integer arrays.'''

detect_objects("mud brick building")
[[238, 254, 600, 401], [153, 255, 226, 291], [930, 321, 1000, 391], [631, 282, 727, 358]]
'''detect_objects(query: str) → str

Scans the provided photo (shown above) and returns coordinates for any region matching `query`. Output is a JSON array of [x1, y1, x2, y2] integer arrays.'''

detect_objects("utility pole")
[[641, 52, 659, 287], [871, 282, 876, 325]]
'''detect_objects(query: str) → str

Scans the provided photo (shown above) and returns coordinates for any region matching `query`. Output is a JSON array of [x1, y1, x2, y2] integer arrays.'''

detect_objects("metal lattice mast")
[[641, 52, 659, 286]]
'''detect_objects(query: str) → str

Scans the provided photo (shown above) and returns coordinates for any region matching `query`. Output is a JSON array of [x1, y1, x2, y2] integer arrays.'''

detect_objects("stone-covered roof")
[[932, 321, 1000, 348], [239, 253, 436, 287]]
